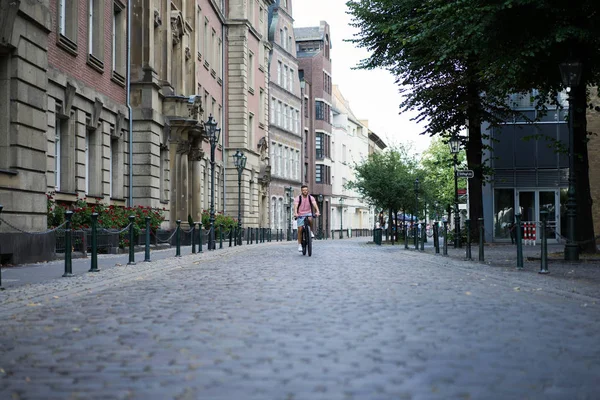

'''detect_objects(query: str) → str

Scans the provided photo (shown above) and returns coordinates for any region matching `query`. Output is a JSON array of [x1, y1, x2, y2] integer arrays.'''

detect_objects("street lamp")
[[233, 150, 247, 245], [414, 178, 419, 248], [449, 135, 461, 248], [285, 186, 293, 240], [205, 114, 221, 250], [339, 197, 344, 239], [317, 194, 324, 239], [559, 60, 582, 261]]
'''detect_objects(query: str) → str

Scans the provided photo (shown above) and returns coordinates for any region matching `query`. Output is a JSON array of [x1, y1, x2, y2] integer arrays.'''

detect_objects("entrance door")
[[539, 190, 559, 241], [516, 190, 560, 243]]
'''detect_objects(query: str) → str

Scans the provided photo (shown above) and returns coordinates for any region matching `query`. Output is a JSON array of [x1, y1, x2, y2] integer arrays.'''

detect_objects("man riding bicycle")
[[293, 185, 321, 252]]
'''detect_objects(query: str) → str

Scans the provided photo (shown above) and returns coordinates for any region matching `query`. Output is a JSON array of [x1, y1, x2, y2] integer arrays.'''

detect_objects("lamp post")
[[339, 197, 344, 239], [559, 60, 582, 261], [449, 135, 461, 248], [205, 114, 221, 250], [285, 186, 293, 240], [233, 150, 247, 245], [317, 194, 324, 239], [414, 179, 419, 247]]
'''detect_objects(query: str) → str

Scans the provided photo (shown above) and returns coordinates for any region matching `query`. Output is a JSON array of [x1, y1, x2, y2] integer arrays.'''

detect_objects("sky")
[[292, 0, 431, 154]]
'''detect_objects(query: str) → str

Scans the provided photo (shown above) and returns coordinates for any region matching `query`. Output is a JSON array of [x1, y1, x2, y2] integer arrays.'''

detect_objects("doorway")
[[516, 189, 560, 242]]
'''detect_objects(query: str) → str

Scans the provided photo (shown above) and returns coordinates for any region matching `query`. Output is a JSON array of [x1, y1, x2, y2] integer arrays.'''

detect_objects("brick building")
[[1, 0, 130, 222], [296, 21, 333, 236]]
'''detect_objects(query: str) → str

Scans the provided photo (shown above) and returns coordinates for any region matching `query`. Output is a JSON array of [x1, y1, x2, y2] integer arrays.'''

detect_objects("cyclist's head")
[[300, 185, 309, 196]]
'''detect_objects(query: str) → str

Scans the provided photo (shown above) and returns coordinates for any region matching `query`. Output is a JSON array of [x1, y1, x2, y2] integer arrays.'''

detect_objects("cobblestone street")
[[1, 238, 599, 399]]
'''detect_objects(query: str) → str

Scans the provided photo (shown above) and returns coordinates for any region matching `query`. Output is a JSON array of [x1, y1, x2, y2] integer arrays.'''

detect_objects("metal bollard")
[[63, 211, 74, 277], [89, 213, 100, 272], [478, 218, 484, 262], [404, 224, 409, 250], [0, 204, 2, 287], [144, 216, 151, 262], [175, 220, 181, 257], [219, 225, 223, 249], [199, 223, 203, 253], [247, 228, 250, 244], [515, 213, 523, 269], [234, 226, 238, 246], [420, 222, 425, 251], [191, 222, 196, 254], [229, 228, 233, 247], [413, 224, 418, 249], [539, 211, 549, 274], [128, 215, 136, 265], [465, 219, 472, 260], [443, 221, 448, 256], [434, 223, 440, 254]]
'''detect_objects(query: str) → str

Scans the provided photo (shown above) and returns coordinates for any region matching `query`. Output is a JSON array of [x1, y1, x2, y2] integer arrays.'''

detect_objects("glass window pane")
[[493, 189, 514, 240]]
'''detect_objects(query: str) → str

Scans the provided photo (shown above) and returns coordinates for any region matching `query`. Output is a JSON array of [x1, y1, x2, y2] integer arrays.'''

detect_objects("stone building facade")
[[129, 0, 225, 228], [225, 0, 273, 229], [267, 0, 302, 233], [1, 0, 52, 232], [0, 0, 131, 231], [586, 87, 600, 238]]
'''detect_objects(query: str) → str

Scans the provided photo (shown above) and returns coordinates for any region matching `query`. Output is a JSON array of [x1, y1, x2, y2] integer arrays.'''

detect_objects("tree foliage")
[[347, 146, 419, 214], [346, 0, 599, 251], [420, 137, 466, 217]]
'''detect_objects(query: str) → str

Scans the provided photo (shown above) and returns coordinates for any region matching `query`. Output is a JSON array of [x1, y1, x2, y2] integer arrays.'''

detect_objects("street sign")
[[456, 169, 474, 178]]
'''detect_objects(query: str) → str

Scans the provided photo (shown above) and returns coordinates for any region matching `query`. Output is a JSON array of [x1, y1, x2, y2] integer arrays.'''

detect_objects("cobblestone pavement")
[[1, 238, 599, 400]]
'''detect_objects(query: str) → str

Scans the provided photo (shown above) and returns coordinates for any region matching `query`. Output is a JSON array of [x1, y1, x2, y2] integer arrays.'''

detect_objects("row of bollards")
[[57, 216, 289, 279], [405, 213, 550, 274]]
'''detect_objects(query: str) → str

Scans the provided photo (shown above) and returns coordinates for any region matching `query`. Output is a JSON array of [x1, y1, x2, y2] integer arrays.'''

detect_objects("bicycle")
[[296, 214, 313, 256]]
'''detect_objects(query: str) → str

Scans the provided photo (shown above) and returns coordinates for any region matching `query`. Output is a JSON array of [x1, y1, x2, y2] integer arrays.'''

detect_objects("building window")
[[248, 113, 254, 150], [112, 1, 126, 85], [277, 61, 282, 85], [110, 135, 122, 198], [87, 0, 105, 70], [270, 97, 276, 124], [248, 51, 255, 92], [54, 113, 62, 190], [304, 162, 308, 183], [218, 39, 223, 79], [259, 89, 265, 125], [316, 100, 324, 120], [277, 101, 282, 127], [204, 18, 209, 66], [197, 6, 203, 57], [316, 164, 323, 183], [289, 69, 294, 92], [280, 29, 285, 49], [160, 145, 169, 202], [316, 133, 324, 160], [57, 0, 78, 53], [277, 144, 282, 176]]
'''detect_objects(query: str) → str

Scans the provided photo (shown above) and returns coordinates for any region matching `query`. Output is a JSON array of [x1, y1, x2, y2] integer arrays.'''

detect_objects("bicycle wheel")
[[307, 224, 312, 257], [302, 227, 307, 256]]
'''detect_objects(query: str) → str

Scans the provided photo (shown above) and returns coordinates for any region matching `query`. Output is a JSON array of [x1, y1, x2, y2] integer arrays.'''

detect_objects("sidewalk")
[[0, 239, 279, 289], [397, 237, 600, 300]]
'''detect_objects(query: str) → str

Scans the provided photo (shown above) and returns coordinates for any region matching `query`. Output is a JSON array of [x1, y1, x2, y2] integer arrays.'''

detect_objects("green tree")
[[420, 137, 466, 221], [468, 0, 599, 252], [346, 0, 513, 241], [347, 146, 419, 230]]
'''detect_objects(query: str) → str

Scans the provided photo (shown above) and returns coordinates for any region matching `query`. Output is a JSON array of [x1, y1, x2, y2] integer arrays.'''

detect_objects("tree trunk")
[[574, 85, 596, 253], [465, 84, 484, 244]]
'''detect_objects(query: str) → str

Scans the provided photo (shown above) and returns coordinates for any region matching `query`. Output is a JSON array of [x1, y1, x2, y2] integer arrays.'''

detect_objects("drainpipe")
[[126, 0, 133, 207], [222, 3, 227, 214]]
